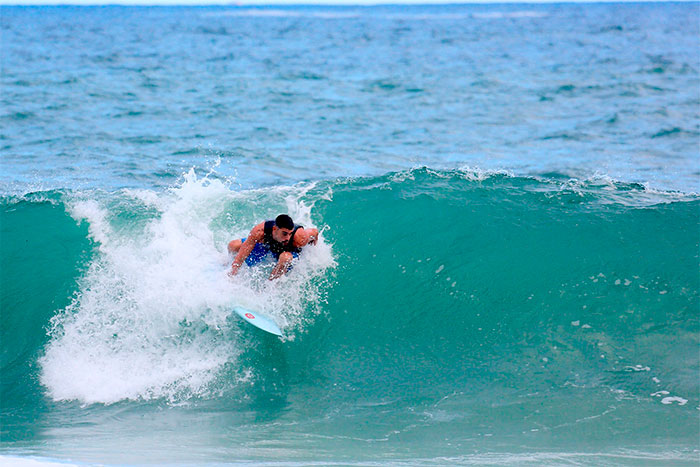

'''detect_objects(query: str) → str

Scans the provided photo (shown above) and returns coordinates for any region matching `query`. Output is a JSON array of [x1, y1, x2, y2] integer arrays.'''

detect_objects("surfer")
[[228, 214, 318, 280]]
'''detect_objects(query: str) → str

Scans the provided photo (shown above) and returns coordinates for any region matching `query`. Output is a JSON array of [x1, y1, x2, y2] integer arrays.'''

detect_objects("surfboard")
[[233, 306, 283, 337]]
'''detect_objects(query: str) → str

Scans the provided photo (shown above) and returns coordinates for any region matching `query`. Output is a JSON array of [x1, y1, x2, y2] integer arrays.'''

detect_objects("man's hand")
[[293, 228, 319, 248], [306, 228, 319, 245], [229, 261, 242, 277]]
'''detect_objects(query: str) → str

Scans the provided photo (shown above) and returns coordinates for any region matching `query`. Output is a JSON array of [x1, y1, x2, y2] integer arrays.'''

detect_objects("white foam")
[[40, 170, 335, 405], [455, 165, 515, 182], [121, 187, 161, 207], [661, 396, 688, 406], [624, 365, 650, 372], [70, 199, 111, 247], [0, 456, 80, 467], [558, 173, 699, 206]]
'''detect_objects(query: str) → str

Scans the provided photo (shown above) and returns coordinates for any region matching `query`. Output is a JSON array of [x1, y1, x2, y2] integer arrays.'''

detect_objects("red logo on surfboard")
[[245, 313, 255, 319]]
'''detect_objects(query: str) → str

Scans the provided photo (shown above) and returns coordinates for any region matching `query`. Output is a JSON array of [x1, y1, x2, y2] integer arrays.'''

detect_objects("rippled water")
[[2, 3, 699, 193]]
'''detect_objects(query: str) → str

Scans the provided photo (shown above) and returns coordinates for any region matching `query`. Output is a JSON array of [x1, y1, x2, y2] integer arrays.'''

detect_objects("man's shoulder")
[[249, 222, 265, 238]]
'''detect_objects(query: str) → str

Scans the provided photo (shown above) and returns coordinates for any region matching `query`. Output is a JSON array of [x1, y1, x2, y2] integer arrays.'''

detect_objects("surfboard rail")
[[233, 306, 283, 337]]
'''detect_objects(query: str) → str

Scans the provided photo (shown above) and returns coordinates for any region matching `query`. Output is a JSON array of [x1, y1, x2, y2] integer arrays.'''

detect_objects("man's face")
[[273, 226, 293, 244]]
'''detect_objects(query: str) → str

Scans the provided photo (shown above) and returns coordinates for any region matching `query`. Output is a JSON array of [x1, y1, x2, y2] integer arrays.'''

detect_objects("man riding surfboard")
[[228, 214, 318, 280]]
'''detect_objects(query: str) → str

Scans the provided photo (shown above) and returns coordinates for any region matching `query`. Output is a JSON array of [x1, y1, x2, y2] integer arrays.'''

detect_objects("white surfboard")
[[233, 306, 283, 337]]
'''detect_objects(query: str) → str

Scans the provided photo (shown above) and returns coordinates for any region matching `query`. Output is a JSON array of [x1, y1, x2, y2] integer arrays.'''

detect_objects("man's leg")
[[228, 239, 243, 254], [270, 252, 294, 280]]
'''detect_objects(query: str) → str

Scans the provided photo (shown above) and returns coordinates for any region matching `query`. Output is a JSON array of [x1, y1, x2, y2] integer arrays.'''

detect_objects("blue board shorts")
[[240, 238, 300, 267]]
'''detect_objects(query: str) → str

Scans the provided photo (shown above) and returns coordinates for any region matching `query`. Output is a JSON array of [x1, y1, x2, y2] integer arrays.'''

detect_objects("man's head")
[[272, 214, 294, 244]]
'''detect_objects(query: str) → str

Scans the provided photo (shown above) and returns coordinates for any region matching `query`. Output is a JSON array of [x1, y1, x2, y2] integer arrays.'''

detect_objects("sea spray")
[[39, 170, 336, 404]]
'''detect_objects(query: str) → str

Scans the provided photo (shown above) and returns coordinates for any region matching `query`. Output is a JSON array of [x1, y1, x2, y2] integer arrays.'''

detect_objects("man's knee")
[[228, 239, 242, 253]]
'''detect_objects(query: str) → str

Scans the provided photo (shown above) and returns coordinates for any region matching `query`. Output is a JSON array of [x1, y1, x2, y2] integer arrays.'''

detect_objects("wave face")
[[2, 169, 698, 463]]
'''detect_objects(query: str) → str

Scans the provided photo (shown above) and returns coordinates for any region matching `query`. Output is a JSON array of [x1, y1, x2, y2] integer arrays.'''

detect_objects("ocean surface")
[[1, 3, 699, 465]]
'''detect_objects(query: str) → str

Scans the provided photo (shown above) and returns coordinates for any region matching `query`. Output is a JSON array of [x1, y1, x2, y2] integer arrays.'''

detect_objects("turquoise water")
[[1, 3, 699, 465], [2, 170, 698, 464]]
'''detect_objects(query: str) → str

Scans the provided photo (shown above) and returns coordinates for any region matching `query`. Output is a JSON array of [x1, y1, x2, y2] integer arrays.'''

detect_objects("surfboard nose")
[[233, 307, 283, 337]]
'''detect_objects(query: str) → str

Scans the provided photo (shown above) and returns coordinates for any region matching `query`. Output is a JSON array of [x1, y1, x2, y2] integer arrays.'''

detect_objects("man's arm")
[[230, 224, 264, 276], [293, 227, 319, 248]]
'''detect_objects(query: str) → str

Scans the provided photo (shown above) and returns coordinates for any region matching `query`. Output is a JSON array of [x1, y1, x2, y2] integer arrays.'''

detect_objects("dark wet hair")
[[275, 214, 294, 230]]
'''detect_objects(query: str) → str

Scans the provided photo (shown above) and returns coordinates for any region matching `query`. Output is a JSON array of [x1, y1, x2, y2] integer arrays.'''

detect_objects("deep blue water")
[[1, 3, 699, 466]]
